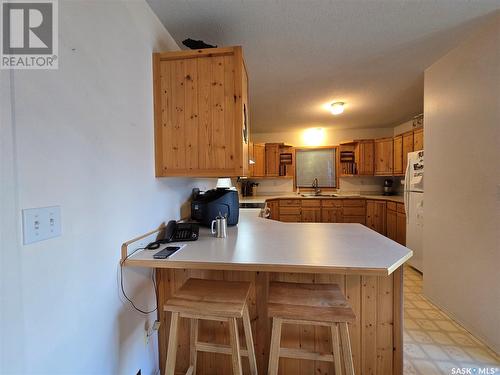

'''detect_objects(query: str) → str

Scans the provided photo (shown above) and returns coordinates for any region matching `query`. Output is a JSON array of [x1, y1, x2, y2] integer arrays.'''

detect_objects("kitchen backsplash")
[[248, 176, 403, 195]]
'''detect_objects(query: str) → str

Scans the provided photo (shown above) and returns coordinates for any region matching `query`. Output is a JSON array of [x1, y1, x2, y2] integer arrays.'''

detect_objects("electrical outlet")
[[22, 206, 62, 245]]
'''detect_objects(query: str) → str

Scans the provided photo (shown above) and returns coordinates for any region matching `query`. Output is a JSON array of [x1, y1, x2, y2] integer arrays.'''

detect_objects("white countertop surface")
[[125, 209, 412, 275], [239, 194, 404, 204]]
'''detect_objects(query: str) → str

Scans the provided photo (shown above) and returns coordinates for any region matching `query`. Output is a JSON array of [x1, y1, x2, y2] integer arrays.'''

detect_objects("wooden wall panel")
[[157, 269, 401, 375]]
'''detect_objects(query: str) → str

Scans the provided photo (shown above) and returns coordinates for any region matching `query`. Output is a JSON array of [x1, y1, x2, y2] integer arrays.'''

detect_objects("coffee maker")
[[383, 179, 394, 196]]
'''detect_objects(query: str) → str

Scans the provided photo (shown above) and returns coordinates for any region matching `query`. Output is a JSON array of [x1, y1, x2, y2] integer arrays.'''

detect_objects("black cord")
[[120, 247, 158, 315]]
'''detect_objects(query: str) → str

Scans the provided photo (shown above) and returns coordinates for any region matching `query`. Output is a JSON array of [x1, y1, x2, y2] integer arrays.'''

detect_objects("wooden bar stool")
[[267, 282, 356, 375], [164, 278, 258, 375]]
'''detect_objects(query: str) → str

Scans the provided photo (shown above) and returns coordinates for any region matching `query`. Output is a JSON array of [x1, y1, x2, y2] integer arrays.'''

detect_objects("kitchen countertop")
[[240, 193, 404, 204], [124, 209, 412, 276]]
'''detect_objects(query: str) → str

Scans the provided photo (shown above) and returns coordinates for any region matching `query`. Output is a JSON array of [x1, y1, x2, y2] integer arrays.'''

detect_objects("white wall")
[[423, 13, 500, 354], [0, 1, 215, 374]]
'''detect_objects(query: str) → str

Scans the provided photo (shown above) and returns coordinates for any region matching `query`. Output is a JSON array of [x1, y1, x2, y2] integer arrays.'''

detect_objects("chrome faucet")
[[312, 178, 321, 195]]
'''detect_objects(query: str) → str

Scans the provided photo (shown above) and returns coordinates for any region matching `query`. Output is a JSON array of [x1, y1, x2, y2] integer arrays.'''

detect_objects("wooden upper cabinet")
[[252, 143, 266, 177], [413, 128, 424, 151], [374, 137, 393, 175], [393, 135, 403, 175], [153, 47, 249, 177], [265, 143, 280, 176], [357, 140, 374, 175], [402, 131, 414, 171]]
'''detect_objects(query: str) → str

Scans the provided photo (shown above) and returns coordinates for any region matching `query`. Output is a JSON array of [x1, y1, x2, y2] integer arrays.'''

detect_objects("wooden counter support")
[[156, 269, 403, 375]]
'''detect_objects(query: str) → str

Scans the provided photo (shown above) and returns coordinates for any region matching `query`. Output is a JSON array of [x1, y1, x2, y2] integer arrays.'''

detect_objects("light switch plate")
[[22, 206, 62, 245]]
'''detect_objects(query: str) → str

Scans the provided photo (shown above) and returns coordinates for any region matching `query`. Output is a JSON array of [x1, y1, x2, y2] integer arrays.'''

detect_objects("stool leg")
[[190, 318, 199, 375], [267, 317, 282, 375], [242, 306, 258, 375], [339, 322, 355, 375], [331, 323, 343, 375], [165, 312, 180, 375], [228, 317, 243, 375]]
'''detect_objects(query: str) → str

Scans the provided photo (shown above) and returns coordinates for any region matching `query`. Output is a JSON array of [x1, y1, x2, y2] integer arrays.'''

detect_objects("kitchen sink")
[[300, 193, 339, 197]]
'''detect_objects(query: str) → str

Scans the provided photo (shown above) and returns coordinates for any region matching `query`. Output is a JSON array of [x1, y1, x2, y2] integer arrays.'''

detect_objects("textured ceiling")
[[147, 1, 499, 132]]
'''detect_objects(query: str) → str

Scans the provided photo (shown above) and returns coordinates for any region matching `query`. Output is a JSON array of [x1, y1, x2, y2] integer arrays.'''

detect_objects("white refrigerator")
[[404, 150, 424, 272]]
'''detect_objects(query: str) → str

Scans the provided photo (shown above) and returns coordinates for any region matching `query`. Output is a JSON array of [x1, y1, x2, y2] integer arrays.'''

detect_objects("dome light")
[[330, 102, 345, 115]]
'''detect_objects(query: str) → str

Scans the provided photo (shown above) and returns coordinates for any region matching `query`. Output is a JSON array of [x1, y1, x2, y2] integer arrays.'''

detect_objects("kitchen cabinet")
[[402, 131, 414, 171], [153, 46, 249, 177], [366, 200, 386, 235], [321, 200, 343, 223], [343, 199, 366, 225], [393, 135, 403, 175], [301, 200, 321, 222], [265, 143, 280, 176], [267, 200, 279, 220], [374, 137, 393, 175], [413, 128, 424, 151], [252, 143, 266, 177], [357, 140, 375, 175], [387, 202, 406, 245]]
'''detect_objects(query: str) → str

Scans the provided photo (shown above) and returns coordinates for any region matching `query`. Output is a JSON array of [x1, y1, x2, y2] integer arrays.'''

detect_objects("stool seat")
[[268, 281, 355, 323], [268, 282, 356, 375], [164, 278, 257, 375], [165, 278, 252, 318]]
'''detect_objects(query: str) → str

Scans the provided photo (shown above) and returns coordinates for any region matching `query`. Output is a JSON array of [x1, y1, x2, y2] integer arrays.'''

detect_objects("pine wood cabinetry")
[[413, 128, 424, 151], [268, 198, 405, 244], [374, 137, 393, 175], [386, 202, 406, 245], [265, 143, 280, 176], [301, 200, 321, 222], [402, 131, 414, 172], [366, 200, 387, 235], [357, 140, 375, 175], [153, 47, 249, 177], [393, 135, 403, 175], [252, 143, 266, 177]]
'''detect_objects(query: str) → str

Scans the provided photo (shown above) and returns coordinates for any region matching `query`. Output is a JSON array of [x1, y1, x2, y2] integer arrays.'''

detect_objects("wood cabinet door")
[[374, 138, 393, 175], [396, 211, 406, 245], [301, 208, 321, 222], [265, 143, 280, 176], [413, 128, 424, 151], [280, 214, 301, 222], [366, 200, 387, 235], [321, 207, 342, 223], [358, 140, 374, 175], [386, 209, 397, 241], [153, 47, 247, 177], [393, 135, 403, 175], [267, 200, 279, 220], [402, 131, 414, 171], [253, 144, 266, 177]]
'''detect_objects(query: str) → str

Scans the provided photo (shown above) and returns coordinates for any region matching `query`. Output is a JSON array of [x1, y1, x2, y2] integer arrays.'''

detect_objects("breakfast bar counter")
[[123, 209, 412, 375]]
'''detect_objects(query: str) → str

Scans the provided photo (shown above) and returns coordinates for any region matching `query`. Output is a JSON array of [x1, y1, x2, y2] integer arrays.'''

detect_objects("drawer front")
[[397, 203, 406, 214], [301, 199, 321, 207], [279, 207, 301, 215], [321, 199, 343, 207], [343, 215, 366, 225], [343, 206, 366, 216], [343, 199, 365, 207], [280, 214, 301, 222], [387, 201, 397, 211], [279, 199, 301, 207]]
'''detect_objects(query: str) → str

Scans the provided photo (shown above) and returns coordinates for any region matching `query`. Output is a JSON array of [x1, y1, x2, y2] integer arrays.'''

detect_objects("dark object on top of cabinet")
[[182, 38, 217, 49]]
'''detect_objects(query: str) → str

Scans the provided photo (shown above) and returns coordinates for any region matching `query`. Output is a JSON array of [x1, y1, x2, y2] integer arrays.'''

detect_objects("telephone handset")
[[145, 220, 199, 250]]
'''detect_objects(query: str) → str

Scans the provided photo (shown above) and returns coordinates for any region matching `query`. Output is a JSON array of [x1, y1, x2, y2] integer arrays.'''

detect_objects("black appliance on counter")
[[383, 179, 394, 196], [191, 188, 239, 227]]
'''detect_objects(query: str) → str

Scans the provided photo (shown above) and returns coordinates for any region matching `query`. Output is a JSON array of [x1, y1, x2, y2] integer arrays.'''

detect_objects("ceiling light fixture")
[[330, 102, 345, 115]]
